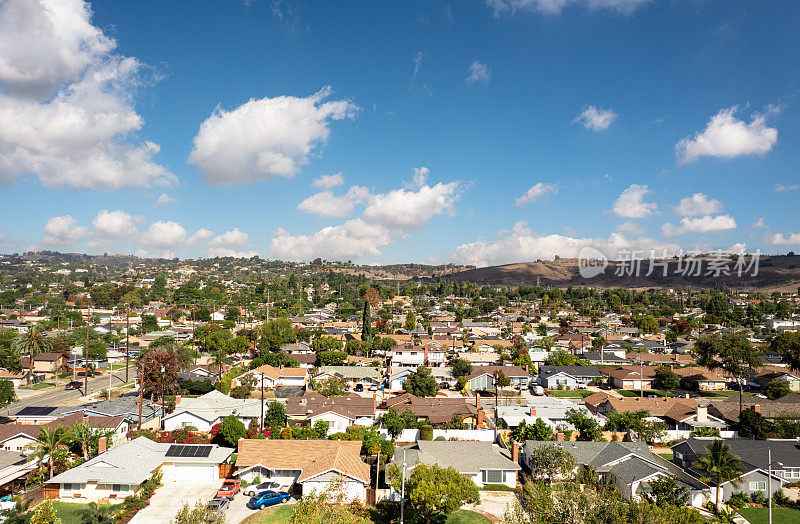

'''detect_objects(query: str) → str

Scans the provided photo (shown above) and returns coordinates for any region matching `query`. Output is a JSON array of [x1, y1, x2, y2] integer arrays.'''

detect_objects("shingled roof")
[[235, 439, 369, 483]]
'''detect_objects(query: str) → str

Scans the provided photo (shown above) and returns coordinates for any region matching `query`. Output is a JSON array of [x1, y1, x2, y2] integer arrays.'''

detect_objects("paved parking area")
[[129, 478, 219, 524]]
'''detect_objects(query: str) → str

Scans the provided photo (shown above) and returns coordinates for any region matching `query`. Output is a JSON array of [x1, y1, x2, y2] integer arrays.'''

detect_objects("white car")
[[243, 482, 281, 497]]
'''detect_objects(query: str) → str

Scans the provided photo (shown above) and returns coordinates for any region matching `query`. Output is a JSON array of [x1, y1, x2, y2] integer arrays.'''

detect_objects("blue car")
[[246, 490, 291, 510]]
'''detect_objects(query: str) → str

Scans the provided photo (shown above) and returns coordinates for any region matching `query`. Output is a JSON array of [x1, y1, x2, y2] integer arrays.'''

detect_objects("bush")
[[434, 436, 446, 441], [727, 491, 749, 509], [773, 489, 793, 508], [419, 425, 433, 441], [750, 490, 767, 505], [218, 414, 246, 447]]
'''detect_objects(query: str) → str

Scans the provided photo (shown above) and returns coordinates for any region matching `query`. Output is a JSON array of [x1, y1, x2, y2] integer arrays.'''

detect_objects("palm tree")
[[692, 439, 743, 513], [23, 427, 70, 479], [12, 325, 53, 385], [70, 422, 93, 461]]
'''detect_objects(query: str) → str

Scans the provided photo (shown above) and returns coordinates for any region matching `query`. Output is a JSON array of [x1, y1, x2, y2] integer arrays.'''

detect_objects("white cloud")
[[362, 182, 461, 230], [775, 183, 799, 192], [752, 217, 767, 228], [207, 247, 259, 258], [573, 106, 618, 131], [311, 173, 344, 189], [44, 215, 88, 246], [661, 214, 737, 237], [155, 193, 177, 206], [270, 219, 392, 261], [186, 228, 214, 247], [188, 86, 358, 185], [209, 228, 249, 248], [487, 0, 652, 16], [0, 0, 174, 190], [411, 167, 429, 189], [616, 221, 646, 236], [515, 182, 557, 206], [141, 221, 186, 249], [611, 184, 657, 218], [766, 232, 800, 245], [672, 193, 723, 216], [92, 209, 140, 238], [676, 106, 778, 164], [452, 221, 679, 267], [297, 186, 370, 218], [466, 61, 491, 85], [412, 52, 423, 81]]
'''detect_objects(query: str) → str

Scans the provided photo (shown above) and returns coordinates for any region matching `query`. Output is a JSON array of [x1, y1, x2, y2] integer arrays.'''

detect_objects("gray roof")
[[316, 366, 380, 381], [677, 438, 800, 472], [163, 390, 262, 423], [0, 449, 26, 470], [538, 366, 601, 378], [398, 441, 520, 476], [47, 437, 233, 486], [54, 395, 162, 423]]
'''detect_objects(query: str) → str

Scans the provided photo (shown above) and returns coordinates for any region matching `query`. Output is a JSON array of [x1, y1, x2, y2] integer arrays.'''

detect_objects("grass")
[[548, 389, 594, 398], [445, 510, 493, 524], [737, 507, 800, 524], [698, 390, 740, 398], [20, 382, 56, 390], [51, 502, 122, 524], [239, 505, 296, 524], [481, 484, 517, 491], [617, 389, 667, 398], [657, 452, 673, 460]]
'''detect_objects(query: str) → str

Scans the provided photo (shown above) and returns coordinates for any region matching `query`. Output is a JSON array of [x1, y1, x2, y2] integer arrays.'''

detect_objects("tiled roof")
[[235, 439, 369, 483], [285, 392, 375, 420]]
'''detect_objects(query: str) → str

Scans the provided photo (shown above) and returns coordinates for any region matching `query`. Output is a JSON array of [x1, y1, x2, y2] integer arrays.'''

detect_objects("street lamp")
[[768, 449, 783, 524], [160, 364, 166, 428]]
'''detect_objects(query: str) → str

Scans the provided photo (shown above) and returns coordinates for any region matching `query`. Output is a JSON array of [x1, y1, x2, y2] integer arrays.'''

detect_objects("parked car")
[[368, 384, 378, 391], [600, 383, 613, 390], [354, 383, 364, 392], [243, 482, 280, 497], [247, 491, 291, 510], [216, 479, 241, 499], [65, 381, 83, 390], [439, 381, 450, 390], [207, 497, 230, 515], [530, 385, 545, 396]]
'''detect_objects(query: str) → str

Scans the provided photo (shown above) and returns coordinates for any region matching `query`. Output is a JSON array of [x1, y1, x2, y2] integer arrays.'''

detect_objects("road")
[[2, 365, 136, 417]]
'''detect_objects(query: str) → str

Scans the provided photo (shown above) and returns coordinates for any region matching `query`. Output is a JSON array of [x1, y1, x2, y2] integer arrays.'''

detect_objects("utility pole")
[[125, 306, 130, 383], [400, 448, 406, 524], [137, 361, 143, 430], [84, 305, 90, 397]]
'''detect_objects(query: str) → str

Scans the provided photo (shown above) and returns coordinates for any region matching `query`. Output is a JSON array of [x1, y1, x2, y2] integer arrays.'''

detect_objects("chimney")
[[424, 345, 429, 366], [175, 395, 181, 406], [82, 413, 89, 423], [373, 393, 376, 411], [477, 409, 485, 429], [556, 432, 564, 441], [475, 394, 480, 410], [753, 404, 761, 413], [512, 440, 519, 463], [97, 437, 107, 453], [696, 405, 708, 423], [529, 407, 537, 417]]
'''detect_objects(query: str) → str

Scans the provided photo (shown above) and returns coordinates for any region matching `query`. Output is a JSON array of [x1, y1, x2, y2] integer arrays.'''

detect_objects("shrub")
[[419, 425, 433, 441], [434, 436, 446, 441], [750, 490, 767, 505]]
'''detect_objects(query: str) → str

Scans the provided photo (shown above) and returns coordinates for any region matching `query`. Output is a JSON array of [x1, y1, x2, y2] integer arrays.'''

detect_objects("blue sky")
[[0, 0, 798, 265]]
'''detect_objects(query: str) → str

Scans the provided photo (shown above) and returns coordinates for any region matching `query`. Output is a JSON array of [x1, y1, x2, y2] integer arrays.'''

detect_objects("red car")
[[216, 479, 241, 500]]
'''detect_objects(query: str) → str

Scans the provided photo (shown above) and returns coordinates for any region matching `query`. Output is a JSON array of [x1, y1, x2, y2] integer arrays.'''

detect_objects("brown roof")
[[624, 352, 693, 365], [285, 393, 375, 420], [253, 364, 308, 379], [673, 366, 727, 383], [597, 396, 699, 419], [465, 365, 529, 380], [709, 395, 800, 423], [235, 439, 369, 483], [582, 391, 612, 410], [0, 414, 126, 443], [385, 393, 477, 424], [600, 365, 658, 381]]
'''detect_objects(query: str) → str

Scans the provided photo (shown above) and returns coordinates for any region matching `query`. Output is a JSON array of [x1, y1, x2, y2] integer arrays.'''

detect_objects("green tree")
[[645, 476, 690, 508], [738, 407, 771, 439], [12, 325, 52, 385], [141, 314, 159, 333], [526, 444, 576, 482], [763, 380, 791, 400], [380, 407, 405, 439], [219, 414, 246, 447], [30, 500, 61, 524], [361, 301, 372, 344], [264, 401, 286, 430], [0, 380, 17, 406], [566, 408, 603, 441], [24, 427, 70, 479], [387, 463, 479, 524], [654, 366, 680, 390], [403, 366, 438, 397], [404, 311, 416, 331], [317, 350, 347, 366], [261, 318, 297, 350], [170, 501, 224, 524], [76, 502, 114, 524], [289, 477, 370, 524], [511, 419, 553, 442], [312, 336, 343, 352], [450, 358, 472, 378], [314, 377, 346, 397], [771, 331, 800, 372], [692, 439, 742, 512], [70, 422, 94, 461], [695, 333, 762, 416]]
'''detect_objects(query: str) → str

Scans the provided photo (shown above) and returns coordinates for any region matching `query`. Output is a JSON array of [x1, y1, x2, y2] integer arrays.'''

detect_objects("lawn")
[[548, 389, 593, 398], [698, 390, 739, 398], [617, 389, 667, 398], [239, 505, 297, 524], [51, 502, 122, 524], [446, 510, 493, 524], [737, 507, 800, 524], [657, 452, 673, 460], [20, 382, 55, 390]]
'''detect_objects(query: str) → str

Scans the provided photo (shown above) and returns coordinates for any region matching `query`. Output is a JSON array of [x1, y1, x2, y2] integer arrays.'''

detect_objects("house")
[[48, 396, 163, 430], [46, 437, 233, 501], [522, 440, 709, 506], [21, 352, 67, 379], [388, 368, 415, 392], [673, 367, 728, 391], [396, 441, 520, 488], [232, 364, 309, 390], [600, 365, 657, 390], [285, 392, 376, 435], [385, 393, 479, 427], [584, 394, 726, 432], [314, 366, 381, 387], [707, 394, 800, 425], [537, 366, 601, 389], [671, 438, 800, 502], [752, 366, 800, 392], [162, 390, 262, 432], [0, 370, 26, 389], [234, 439, 370, 501], [497, 397, 592, 431], [0, 413, 128, 455], [390, 343, 446, 371], [463, 366, 530, 391], [0, 449, 36, 496]]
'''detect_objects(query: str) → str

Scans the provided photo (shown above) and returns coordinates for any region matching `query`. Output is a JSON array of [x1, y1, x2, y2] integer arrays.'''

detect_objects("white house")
[[162, 390, 262, 432], [390, 343, 446, 372], [232, 364, 309, 390]]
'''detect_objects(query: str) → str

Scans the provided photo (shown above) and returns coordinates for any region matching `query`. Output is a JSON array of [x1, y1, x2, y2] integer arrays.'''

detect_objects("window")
[[674, 452, 683, 461], [112, 484, 129, 492], [784, 468, 800, 479], [749, 481, 766, 491], [63, 483, 83, 491], [482, 470, 505, 484]]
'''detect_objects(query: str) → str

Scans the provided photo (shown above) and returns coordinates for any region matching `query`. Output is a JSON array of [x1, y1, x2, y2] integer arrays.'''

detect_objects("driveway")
[[129, 478, 219, 524], [463, 491, 517, 522]]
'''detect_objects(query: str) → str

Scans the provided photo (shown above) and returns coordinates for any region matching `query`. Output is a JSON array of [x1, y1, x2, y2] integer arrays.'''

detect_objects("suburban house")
[[389, 343, 447, 371], [583, 393, 726, 432], [600, 365, 657, 390], [46, 437, 233, 501], [673, 367, 728, 391], [232, 364, 309, 390], [672, 438, 800, 502], [50, 396, 163, 430], [234, 439, 370, 501], [752, 366, 800, 392], [0, 449, 36, 496], [463, 365, 529, 391], [708, 394, 800, 426], [0, 370, 26, 389], [396, 441, 520, 488], [285, 392, 376, 435], [497, 397, 592, 431], [162, 390, 262, 432], [522, 440, 709, 506], [385, 393, 479, 427], [21, 352, 68, 379], [387, 368, 415, 392], [314, 366, 381, 387], [537, 366, 601, 389], [0, 414, 130, 455]]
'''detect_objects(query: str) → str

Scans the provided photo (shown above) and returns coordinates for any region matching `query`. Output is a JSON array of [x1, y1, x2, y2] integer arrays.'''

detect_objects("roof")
[[316, 366, 380, 381], [595, 396, 699, 420], [465, 365, 529, 380], [538, 366, 601, 378], [385, 394, 477, 424], [600, 365, 658, 381], [676, 438, 800, 472], [285, 392, 375, 420], [398, 441, 520, 475], [235, 439, 369, 483], [0, 449, 26, 469], [252, 364, 308, 379], [164, 390, 262, 422]]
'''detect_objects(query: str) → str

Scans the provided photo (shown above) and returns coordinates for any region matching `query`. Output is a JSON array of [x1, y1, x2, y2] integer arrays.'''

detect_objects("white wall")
[[381, 429, 496, 442]]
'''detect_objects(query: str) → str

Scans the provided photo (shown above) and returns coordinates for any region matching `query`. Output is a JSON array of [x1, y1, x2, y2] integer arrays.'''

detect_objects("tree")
[[771, 331, 800, 372], [0, 380, 17, 406], [654, 366, 680, 391], [764, 380, 791, 400], [566, 408, 603, 441], [140, 349, 180, 400], [219, 414, 245, 447], [544, 348, 579, 366], [314, 377, 346, 397], [738, 407, 770, 439], [24, 426, 70, 479], [695, 333, 762, 416], [361, 301, 371, 344], [450, 358, 472, 378], [141, 314, 159, 333], [12, 325, 52, 385], [171, 501, 224, 524], [317, 350, 347, 366], [224, 305, 240, 322], [289, 477, 370, 524], [261, 318, 297, 350], [312, 336, 343, 352], [526, 444, 576, 482], [76, 502, 114, 524], [405, 311, 416, 331], [166, 308, 183, 325], [380, 408, 405, 439], [30, 500, 61, 524], [387, 463, 479, 524], [495, 370, 511, 388], [264, 401, 286, 430], [692, 439, 742, 512], [70, 422, 94, 461], [403, 366, 438, 397], [645, 476, 690, 508], [0, 345, 22, 373], [195, 306, 211, 323], [512, 419, 553, 442]]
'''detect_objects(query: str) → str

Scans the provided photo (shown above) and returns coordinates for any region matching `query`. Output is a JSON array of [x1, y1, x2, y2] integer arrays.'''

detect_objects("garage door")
[[170, 463, 217, 481]]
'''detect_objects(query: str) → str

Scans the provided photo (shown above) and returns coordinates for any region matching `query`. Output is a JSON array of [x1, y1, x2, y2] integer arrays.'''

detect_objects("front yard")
[[19, 382, 56, 390], [737, 507, 800, 524], [547, 389, 593, 398], [240, 505, 492, 523], [51, 502, 122, 524]]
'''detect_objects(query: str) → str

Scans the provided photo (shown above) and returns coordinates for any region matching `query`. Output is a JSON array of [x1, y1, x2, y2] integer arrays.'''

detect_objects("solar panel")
[[165, 445, 181, 457], [165, 444, 212, 458], [196, 446, 212, 458], [17, 406, 56, 416]]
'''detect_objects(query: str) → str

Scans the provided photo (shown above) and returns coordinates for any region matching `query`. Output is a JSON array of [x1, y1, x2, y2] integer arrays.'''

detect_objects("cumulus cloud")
[[188, 86, 358, 185], [573, 106, 618, 131], [311, 173, 344, 189], [766, 232, 800, 245], [297, 186, 370, 218], [206, 247, 259, 258], [362, 182, 461, 230], [616, 221, 647, 236], [775, 183, 799, 192], [410, 167, 429, 189], [44, 215, 88, 246], [155, 193, 177, 206], [0, 0, 174, 190], [186, 228, 214, 247], [673, 193, 723, 216], [487, 0, 652, 16], [92, 209, 140, 239], [141, 221, 186, 249], [676, 106, 778, 164], [661, 214, 737, 237], [611, 184, 657, 218], [466, 61, 491, 85], [515, 182, 557, 206], [452, 221, 679, 267], [209, 228, 249, 248]]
